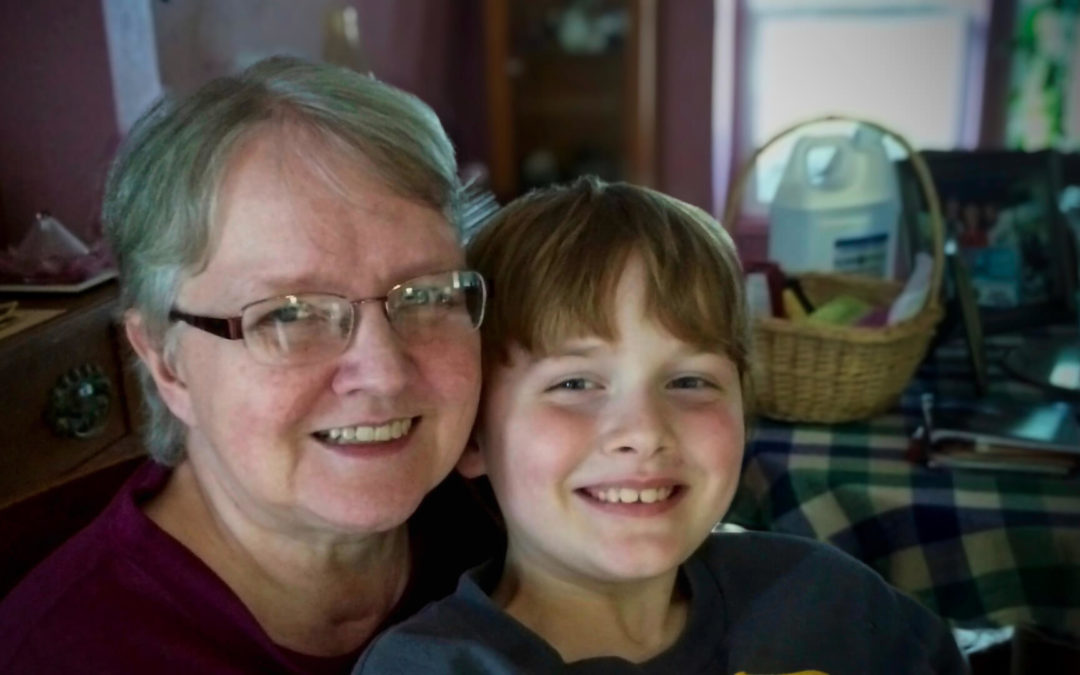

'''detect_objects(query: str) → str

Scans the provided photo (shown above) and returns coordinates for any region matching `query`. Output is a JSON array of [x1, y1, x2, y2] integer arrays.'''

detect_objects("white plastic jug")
[[768, 127, 900, 279]]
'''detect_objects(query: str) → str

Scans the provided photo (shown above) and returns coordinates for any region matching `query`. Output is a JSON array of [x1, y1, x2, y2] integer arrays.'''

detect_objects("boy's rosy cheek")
[[693, 411, 745, 462]]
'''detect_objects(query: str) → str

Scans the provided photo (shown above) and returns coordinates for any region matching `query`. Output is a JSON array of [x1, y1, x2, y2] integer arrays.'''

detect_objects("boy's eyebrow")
[[535, 342, 606, 360]]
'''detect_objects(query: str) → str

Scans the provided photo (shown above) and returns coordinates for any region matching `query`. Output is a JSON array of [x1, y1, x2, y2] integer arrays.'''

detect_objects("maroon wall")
[[657, 0, 714, 212], [356, 0, 488, 168], [0, 1, 120, 248]]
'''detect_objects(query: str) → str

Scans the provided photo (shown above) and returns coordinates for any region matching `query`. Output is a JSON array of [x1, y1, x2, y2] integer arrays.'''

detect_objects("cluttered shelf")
[[725, 328, 1080, 640], [484, 0, 656, 200]]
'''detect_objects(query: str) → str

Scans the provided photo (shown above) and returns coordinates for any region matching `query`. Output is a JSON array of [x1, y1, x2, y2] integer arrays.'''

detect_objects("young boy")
[[355, 177, 967, 674]]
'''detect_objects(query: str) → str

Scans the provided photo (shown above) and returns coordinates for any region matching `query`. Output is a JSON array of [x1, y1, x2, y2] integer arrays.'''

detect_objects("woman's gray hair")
[[103, 56, 466, 465]]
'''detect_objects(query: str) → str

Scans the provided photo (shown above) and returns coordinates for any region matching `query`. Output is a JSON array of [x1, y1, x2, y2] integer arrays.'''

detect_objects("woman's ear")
[[456, 433, 488, 478], [124, 310, 196, 426]]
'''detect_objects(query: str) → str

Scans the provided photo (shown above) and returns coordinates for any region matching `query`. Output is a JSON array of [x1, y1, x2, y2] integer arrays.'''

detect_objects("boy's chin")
[[579, 546, 696, 584]]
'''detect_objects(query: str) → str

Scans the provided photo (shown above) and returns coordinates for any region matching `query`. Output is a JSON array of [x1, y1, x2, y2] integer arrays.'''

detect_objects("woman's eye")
[[262, 303, 317, 324], [399, 286, 463, 308], [668, 376, 717, 390]]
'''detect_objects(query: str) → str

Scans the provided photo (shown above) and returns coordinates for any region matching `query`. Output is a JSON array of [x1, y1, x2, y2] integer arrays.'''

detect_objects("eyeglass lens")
[[240, 271, 484, 365]]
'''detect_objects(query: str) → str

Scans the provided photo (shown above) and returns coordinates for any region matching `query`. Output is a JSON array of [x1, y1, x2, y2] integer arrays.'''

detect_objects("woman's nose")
[[599, 390, 673, 458], [330, 304, 412, 397]]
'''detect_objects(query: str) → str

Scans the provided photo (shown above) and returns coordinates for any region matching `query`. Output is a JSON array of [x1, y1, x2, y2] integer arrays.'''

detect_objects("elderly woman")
[[0, 57, 498, 672]]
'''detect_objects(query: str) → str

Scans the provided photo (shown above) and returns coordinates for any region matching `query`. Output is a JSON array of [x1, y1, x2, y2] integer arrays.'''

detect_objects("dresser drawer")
[[0, 284, 139, 507]]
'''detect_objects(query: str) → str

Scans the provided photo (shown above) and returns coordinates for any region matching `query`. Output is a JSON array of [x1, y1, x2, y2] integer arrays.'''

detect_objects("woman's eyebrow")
[[241, 274, 339, 296]]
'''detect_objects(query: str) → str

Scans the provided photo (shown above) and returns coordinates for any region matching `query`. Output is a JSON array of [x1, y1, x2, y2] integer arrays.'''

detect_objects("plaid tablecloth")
[[726, 333, 1080, 637]]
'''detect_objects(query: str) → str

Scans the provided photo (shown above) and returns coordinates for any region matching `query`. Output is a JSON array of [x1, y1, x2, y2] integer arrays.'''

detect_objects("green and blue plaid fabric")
[[726, 332, 1080, 637]]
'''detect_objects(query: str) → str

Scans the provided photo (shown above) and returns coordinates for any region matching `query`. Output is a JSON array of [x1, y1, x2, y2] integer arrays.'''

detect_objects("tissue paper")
[[0, 212, 115, 289]]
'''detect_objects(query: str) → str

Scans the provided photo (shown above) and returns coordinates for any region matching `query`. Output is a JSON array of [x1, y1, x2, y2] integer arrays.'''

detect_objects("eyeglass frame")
[[167, 268, 487, 346]]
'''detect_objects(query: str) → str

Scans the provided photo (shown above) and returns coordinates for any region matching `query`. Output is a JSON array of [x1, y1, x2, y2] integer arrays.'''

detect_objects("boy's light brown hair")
[[466, 176, 752, 403]]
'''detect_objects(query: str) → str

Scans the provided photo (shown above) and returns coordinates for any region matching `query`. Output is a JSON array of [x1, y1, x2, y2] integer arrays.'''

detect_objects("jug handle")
[[788, 136, 855, 188], [722, 114, 946, 313]]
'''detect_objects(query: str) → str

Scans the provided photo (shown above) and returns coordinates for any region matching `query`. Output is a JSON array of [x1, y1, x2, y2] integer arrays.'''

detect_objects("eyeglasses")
[[168, 270, 486, 366]]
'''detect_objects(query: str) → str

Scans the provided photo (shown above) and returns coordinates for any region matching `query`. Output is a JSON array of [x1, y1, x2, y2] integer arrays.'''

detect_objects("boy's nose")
[[598, 391, 673, 458]]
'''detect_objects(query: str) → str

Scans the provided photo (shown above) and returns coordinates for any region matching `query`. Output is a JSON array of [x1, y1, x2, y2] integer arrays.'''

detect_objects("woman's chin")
[[293, 481, 426, 536]]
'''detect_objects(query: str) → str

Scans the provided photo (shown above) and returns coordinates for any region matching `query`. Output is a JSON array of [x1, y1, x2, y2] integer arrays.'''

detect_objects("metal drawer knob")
[[44, 364, 112, 439]]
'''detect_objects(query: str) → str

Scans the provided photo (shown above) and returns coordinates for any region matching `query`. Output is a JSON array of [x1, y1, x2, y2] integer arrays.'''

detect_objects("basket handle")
[[722, 114, 945, 313]]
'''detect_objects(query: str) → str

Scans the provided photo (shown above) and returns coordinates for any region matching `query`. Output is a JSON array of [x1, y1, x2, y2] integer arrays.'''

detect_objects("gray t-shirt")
[[355, 531, 967, 674]]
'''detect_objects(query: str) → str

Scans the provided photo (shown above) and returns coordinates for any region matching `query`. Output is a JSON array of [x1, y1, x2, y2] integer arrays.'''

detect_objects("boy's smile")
[[464, 257, 745, 590], [580, 482, 679, 505]]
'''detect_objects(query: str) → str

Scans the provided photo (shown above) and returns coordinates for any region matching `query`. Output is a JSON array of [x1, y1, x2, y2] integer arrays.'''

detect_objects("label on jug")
[[834, 233, 888, 278]]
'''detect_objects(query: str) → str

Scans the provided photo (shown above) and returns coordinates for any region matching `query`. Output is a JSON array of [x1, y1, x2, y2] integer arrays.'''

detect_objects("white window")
[[716, 0, 991, 214]]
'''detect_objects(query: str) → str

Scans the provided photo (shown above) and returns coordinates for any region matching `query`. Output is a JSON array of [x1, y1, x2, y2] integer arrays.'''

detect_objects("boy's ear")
[[124, 310, 196, 427], [456, 433, 488, 478]]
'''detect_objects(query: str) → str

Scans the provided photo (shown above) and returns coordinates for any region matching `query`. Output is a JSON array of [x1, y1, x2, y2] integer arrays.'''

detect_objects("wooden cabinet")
[[484, 0, 657, 201], [0, 282, 146, 596], [0, 282, 144, 509]]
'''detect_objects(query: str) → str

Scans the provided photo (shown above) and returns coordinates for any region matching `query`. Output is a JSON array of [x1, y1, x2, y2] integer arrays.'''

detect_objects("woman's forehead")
[[218, 129, 449, 234], [219, 127, 384, 209], [180, 133, 460, 305]]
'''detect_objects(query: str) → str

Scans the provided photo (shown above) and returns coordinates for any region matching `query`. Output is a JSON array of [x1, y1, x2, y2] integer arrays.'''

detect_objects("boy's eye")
[[668, 376, 717, 390], [547, 378, 597, 392]]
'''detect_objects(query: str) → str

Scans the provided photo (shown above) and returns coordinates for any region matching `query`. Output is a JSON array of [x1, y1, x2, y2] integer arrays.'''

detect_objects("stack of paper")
[[912, 400, 1080, 476]]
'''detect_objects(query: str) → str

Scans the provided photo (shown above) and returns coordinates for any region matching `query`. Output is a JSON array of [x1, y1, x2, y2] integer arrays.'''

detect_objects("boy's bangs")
[[508, 236, 746, 374], [520, 244, 633, 356], [644, 254, 744, 360]]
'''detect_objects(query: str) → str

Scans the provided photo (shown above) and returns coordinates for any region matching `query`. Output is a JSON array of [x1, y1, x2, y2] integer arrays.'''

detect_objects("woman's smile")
[[313, 416, 416, 444]]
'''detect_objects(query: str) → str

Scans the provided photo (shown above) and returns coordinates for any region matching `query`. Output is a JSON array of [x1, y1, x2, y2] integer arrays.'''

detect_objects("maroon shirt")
[[0, 461, 500, 674]]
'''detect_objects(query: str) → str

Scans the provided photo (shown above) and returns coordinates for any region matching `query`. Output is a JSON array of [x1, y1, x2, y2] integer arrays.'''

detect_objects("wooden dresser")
[[0, 281, 146, 595]]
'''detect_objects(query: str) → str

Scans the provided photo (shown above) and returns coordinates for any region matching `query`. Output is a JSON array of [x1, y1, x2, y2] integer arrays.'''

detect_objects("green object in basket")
[[807, 295, 872, 325]]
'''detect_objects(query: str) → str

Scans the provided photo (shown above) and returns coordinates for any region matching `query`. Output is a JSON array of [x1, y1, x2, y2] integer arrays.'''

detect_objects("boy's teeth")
[[591, 486, 675, 503], [321, 418, 412, 444]]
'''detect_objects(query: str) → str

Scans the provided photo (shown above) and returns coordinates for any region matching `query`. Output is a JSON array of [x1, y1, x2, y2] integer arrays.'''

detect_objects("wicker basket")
[[724, 115, 946, 423]]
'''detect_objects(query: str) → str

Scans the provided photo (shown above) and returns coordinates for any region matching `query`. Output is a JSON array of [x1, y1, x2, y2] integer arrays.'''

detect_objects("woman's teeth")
[[320, 418, 412, 444], [587, 486, 676, 504]]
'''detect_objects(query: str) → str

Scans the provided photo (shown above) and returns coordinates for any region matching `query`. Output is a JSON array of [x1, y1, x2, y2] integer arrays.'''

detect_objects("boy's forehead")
[[533, 340, 606, 360], [515, 324, 731, 366], [524, 295, 731, 347]]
